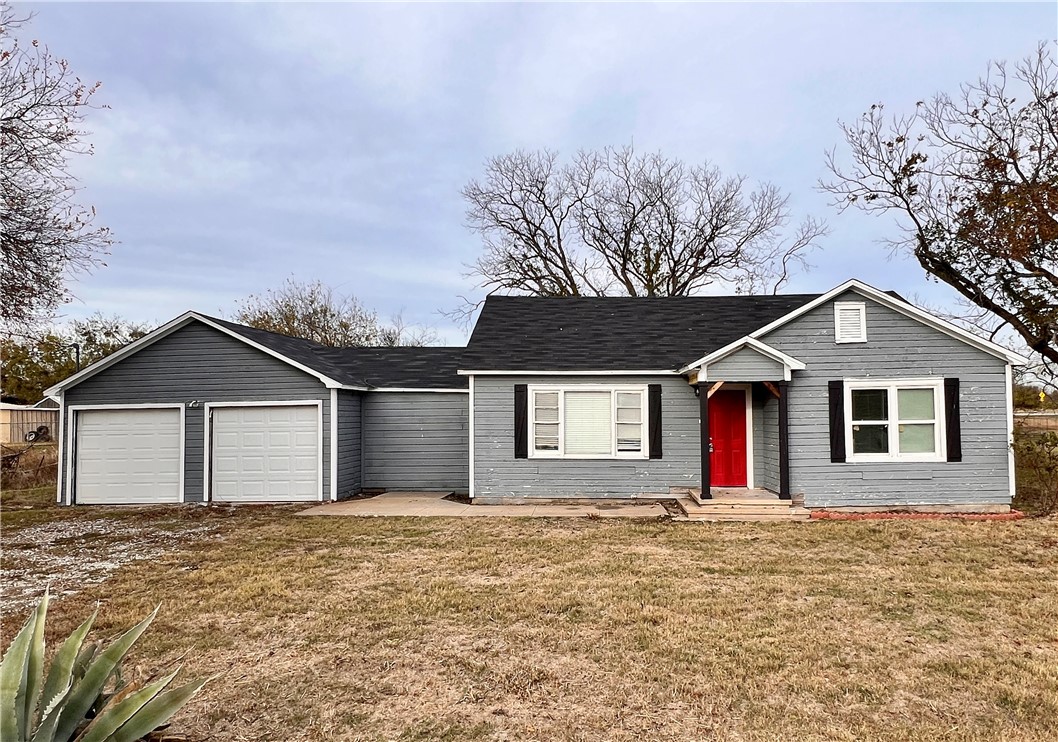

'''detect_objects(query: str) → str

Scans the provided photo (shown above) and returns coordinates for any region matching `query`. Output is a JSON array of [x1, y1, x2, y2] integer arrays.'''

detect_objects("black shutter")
[[828, 380, 846, 463], [648, 384, 663, 459], [944, 378, 962, 462], [514, 384, 528, 459]]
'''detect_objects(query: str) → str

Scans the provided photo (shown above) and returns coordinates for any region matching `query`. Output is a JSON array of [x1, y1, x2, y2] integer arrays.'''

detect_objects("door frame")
[[709, 383, 754, 489], [67, 403, 186, 505], [203, 400, 325, 503]]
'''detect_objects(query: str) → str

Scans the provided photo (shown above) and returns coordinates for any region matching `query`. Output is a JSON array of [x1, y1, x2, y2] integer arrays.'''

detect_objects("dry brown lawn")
[[2, 487, 1057, 742]]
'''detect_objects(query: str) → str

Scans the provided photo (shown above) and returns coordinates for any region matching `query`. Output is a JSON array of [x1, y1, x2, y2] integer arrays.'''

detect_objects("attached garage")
[[73, 406, 183, 504], [208, 403, 322, 503], [49, 312, 469, 505]]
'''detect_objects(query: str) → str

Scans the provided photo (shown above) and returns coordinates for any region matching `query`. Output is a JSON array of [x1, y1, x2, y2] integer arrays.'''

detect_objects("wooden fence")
[[0, 408, 59, 444], [1015, 411, 1058, 432]]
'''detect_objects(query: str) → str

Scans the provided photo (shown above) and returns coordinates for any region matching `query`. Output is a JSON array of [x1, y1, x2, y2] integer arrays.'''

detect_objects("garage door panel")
[[210, 405, 319, 502], [76, 408, 182, 505]]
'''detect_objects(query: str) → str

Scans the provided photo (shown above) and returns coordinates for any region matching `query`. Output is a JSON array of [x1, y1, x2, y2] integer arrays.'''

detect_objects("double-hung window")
[[845, 378, 945, 462], [530, 386, 648, 458]]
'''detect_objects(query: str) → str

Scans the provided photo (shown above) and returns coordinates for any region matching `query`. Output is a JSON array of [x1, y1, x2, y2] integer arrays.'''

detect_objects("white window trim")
[[528, 384, 649, 460], [844, 378, 946, 463], [834, 301, 867, 344]]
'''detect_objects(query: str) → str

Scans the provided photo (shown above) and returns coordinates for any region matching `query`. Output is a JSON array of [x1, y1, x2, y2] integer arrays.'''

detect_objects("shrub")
[[0, 591, 209, 742], [1013, 427, 1058, 516]]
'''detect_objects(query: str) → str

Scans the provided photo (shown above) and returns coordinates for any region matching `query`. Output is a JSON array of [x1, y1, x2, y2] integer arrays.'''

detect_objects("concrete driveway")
[[298, 491, 669, 518]]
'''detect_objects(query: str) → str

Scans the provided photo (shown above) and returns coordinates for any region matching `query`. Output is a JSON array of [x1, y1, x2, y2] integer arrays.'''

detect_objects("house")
[[45, 279, 1026, 513]]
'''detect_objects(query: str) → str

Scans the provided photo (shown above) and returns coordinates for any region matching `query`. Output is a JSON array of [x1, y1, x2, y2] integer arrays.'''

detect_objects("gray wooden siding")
[[763, 291, 1011, 507], [337, 390, 362, 498], [362, 393, 469, 492], [753, 392, 780, 493], [61, 321, 332, 504], [706, 347, 787, 382], [473, 376, 700, 500]]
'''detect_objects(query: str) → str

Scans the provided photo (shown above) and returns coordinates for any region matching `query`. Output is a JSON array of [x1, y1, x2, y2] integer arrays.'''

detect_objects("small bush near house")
[[0, 591, 209, 742], [1013, 426, 1058, 515]]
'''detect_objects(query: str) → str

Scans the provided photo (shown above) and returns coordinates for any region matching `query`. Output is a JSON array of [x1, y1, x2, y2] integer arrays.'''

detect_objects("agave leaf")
[[24, 589, 49, 736], [38, 608, 97, 726], [52, 606, 160, 742], [73, 670, 178, 742], [29, 681, 74, 742], [1, 594, 46, 742], [106, 675, 211, 742], [72, 642, 98, 683]]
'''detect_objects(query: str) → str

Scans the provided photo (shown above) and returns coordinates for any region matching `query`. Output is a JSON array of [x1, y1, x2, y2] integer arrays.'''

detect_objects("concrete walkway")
[[297, 491, 668, 518]]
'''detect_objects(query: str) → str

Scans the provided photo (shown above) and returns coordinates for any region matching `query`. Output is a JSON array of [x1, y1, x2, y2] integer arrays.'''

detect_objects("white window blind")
[[533, 391, 560, 451], [834, 302, 867, 343], [563, 391, 612, 455], [615, 392, 643, 452]]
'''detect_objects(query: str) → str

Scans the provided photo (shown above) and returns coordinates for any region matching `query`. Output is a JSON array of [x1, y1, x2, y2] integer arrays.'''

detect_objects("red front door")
[[710, 389, 748, 487]]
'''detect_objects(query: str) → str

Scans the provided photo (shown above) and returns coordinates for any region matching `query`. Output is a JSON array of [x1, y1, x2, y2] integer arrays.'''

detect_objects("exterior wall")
[[705, 348, 786, 382], [362, 392, 469, 492], [336, 390, 362, 498], [753, 390, 780, 493], [61, 322, 332, 504], [763, 290, 1011, 508], [473, 375, 700, 500]]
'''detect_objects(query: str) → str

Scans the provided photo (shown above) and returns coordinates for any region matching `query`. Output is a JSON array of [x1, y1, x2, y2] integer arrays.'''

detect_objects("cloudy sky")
[[22, 1, 1055, 343]]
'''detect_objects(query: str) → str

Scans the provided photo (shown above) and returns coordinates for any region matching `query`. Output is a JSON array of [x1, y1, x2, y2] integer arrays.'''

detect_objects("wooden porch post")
[[699, 385, 711, 499], [777, 380, 791, 500]]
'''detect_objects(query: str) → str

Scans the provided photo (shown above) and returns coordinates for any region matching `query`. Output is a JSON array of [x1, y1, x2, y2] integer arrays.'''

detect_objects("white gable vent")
[[834, 301, 867, 343]]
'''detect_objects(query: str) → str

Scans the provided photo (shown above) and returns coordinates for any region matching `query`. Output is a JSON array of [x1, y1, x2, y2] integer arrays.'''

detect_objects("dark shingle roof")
[[204, 316, 466, 389], [461, 294, 821, 371], [318, 346, 467, 389]]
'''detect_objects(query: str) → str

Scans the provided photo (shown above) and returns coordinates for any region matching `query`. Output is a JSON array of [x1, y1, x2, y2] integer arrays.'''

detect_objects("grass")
[[2, 487, 1057, 741], [1, 442, 59, 492]]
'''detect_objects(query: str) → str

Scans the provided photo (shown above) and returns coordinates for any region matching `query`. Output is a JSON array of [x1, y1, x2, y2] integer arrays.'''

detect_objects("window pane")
[[534, 423, 559, 451], [616, 406, 641, 423], [852, 424, 888, 453], [899, 423, 935, 453], [898, 389, 934, 421], [564, 391, 612, 455], [534, 392, 558, 408], [535, 405, 559, 423], [851, 389, 888, 421], [616, 423, 642, 452], [616, 392, 641, 408]]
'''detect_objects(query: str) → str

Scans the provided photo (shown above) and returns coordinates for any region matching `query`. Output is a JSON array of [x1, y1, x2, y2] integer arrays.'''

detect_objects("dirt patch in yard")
[[2, 516, 220, 617]]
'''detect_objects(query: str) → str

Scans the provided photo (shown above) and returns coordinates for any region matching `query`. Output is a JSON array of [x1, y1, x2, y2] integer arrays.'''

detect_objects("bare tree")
[[822, 43, 1058, 382], [458, 145, 827, 318], [234, 278, 437, 347], [0, 7, 113, 330]]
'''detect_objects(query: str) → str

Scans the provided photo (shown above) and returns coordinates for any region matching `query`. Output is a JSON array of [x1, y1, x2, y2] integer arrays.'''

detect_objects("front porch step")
[[676, 496, 810, 522]]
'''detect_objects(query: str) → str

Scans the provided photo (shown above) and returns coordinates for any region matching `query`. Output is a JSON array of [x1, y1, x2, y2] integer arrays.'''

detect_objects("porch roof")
[[680, 337, 807, 381]]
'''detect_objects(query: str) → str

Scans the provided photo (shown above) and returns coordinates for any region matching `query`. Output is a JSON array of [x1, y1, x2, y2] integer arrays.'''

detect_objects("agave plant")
[[1, 591, 209, 742]]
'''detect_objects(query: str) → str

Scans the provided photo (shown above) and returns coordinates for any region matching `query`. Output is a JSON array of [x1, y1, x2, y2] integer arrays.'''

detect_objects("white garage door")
[[210, 405, 320, 502], [75, 408, 182, 504]]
